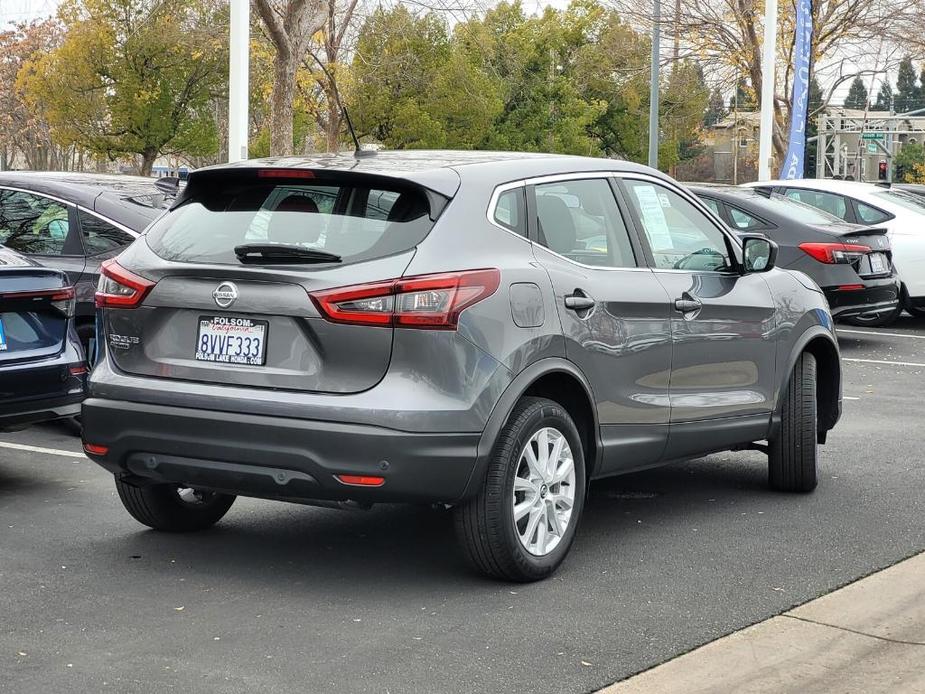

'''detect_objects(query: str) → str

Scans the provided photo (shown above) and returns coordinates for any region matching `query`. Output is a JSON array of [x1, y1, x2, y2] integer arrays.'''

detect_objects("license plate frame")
[[195, 316, 268, 366], [869, 252, 888, 275]]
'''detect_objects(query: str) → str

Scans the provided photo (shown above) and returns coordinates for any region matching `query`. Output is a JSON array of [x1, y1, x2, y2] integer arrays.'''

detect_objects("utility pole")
[[648, 0, 661, 169], [228, 0, 250, 163], [758, 0, 778, 180]]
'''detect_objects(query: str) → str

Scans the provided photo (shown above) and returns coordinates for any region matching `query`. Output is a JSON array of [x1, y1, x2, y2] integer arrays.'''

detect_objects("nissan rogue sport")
[[82, 151, 841, 581]]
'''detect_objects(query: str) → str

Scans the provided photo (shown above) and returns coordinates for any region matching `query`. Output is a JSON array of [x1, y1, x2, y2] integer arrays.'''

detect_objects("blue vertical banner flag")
[[781, 0, 813, 179]]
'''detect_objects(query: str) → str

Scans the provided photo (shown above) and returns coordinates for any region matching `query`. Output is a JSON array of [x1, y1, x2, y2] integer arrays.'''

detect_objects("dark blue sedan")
[[0, 245, 87, 431]]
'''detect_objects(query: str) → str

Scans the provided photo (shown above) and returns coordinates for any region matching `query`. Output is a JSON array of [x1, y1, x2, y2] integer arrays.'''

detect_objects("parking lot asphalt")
[[2, 316, 924, 694]]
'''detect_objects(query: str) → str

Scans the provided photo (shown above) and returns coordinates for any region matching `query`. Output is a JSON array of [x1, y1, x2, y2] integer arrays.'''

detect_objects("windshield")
[[145, 178, 438, 266], [873, 189, 925, 214], [750, 192, 845, 225]]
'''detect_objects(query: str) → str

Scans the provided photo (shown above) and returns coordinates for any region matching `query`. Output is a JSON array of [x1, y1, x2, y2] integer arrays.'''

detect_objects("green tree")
[[895, 141, 925, 182], [803, 74, 824, 177], [704, 86, 726, 126], [894, 56, 919, 113], [843, 77, 868, 110], [20, 0, 222, 175], [728, 79, 756, 111], [874, 80, 894, 111]]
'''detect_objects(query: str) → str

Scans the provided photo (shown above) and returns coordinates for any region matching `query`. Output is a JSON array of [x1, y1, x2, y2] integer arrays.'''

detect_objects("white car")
[[743, 179, 925, 323]]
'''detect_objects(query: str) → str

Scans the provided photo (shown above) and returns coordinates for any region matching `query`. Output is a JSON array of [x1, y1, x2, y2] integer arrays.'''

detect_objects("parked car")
[[743, 179, 925, 319], [0, 245, 86, 431], [689, 184, 901, 325], [82, 152, 841, 581], [0, 172, 172, 355], [893, 182, 925, 201]]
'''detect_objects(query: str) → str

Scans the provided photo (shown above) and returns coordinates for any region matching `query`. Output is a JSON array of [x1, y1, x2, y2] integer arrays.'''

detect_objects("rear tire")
[[115, 478, 235, 532], [454, 397, 586, 582], [768, 352, 818, 492]]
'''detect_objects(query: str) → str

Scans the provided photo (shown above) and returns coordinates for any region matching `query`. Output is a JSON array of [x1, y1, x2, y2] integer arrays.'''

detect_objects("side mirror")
[[741, 234, 778, 273]]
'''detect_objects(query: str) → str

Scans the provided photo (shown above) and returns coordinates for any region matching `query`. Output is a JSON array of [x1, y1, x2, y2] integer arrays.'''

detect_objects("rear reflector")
[[83, 443, 109, 455], [335, 474, 385, 487], [310, 269, 501, 330], [799, 242, 871, 264], [95, 259, 156, 308], [69, 364, 88, 375], [837, 284, 866, 291], [257, 169, 315, 179]]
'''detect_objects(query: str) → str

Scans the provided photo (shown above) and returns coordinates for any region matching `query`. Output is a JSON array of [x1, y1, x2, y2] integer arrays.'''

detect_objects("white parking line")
[[843, 357, 925, 368], [838, 329, 925, 340], [0, 441, 86, 458]]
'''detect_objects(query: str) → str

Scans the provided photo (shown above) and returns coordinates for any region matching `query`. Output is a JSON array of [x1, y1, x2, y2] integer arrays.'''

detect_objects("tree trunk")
[[270, 53, 297, 156], [325, 88, 341, 152], [140, 149, 157, 177]]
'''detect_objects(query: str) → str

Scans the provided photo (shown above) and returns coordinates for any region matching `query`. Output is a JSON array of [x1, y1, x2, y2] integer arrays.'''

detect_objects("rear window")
[[145, 175, 439, 266]]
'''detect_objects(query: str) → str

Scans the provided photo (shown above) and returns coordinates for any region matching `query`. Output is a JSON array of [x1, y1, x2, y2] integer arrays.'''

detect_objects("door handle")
[[564, 292, 595, 312], [674, 298, 702, 314]]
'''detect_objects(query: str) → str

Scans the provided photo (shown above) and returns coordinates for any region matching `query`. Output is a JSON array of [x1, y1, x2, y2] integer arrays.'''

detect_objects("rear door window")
[[0, 189, 72, 256], [493, 187, 527, 237], [78, 210, 135, 255], [145, 175, 441, 266]]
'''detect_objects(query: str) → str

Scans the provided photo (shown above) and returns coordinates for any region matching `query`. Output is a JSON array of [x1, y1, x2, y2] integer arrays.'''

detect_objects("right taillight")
[[95, 259, 156, 308], [309, 269, 501, 329], [799, 242, 870, 264]]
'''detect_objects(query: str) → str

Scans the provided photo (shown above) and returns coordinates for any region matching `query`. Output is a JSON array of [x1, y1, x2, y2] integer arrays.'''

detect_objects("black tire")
[[76, 321, 95, 362], [768, 352, 818, 492], [115, 478, 235, 532], [454, 396, 587, 582], [905, 299, 925, 318]]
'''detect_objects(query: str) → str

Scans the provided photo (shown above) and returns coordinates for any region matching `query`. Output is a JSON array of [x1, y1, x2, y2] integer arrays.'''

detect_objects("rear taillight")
[[309, 269, 501, 330], [799, 242, 870, 264], [95, 259, 155, 308], [0, 286, 75, 317]]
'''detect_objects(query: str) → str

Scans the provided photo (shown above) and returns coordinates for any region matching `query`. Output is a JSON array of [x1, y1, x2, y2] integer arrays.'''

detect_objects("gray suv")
[[82, 152, 842, 581]]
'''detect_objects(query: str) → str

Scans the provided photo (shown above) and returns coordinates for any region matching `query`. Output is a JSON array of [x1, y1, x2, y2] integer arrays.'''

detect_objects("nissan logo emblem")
[[212, 281, 238, 308]]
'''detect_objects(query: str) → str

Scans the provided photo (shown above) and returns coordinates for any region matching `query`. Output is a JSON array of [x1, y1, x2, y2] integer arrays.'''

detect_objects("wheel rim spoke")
[[512, 426, 577, 557]]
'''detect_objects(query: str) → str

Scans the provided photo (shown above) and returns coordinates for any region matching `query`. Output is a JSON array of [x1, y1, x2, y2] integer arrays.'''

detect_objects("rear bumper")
[[824, 277, 900, 320], [81, 398, 481, 504], [0, 396, 82, 430]]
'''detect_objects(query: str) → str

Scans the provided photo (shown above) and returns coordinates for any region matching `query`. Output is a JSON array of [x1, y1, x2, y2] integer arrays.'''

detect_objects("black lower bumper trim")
[[82, 398, 481, 504]]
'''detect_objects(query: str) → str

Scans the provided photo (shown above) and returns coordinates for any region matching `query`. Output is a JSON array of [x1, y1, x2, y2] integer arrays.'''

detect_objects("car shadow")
[[88, 453, 779, 589]]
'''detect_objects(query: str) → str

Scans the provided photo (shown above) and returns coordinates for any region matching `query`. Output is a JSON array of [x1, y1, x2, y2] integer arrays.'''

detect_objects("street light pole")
[[758, 0, 778, 180], [648, 0, 660, 169], [228, 0, 250, 163]]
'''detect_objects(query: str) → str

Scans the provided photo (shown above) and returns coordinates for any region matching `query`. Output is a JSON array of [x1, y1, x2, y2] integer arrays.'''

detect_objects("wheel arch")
[[461, 358, 601, 501], [775, 327, 841, 441]]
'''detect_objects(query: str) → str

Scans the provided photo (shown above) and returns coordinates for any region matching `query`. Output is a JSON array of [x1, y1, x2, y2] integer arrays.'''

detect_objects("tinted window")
[[493, 187, 526, 237], [534, 178, 636, 268], [145, 177, 439, 266], [728, 206, 766, 230], [784, 188, 848, 219], [0, 190, 70, 255], [855, 202, 890, 224], [700, 197, 722, 215], [624, 180, 732, 272], [79, 210, 134, 255]]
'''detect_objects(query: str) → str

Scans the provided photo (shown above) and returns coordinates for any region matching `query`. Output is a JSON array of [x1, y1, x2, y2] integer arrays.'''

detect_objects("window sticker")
[[632, 184, 673, 250]]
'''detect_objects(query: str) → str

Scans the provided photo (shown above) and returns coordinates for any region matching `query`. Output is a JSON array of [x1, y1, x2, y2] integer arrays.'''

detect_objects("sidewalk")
[[602, 551, 925, 694]]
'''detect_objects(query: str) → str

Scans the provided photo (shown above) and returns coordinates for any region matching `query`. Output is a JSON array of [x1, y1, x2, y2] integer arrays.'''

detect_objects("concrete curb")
[[600, 551, 925, 694]]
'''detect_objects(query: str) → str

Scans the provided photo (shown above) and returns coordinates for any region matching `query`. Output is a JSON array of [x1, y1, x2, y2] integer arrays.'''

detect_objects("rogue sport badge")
[[212, 281, 238, 308]]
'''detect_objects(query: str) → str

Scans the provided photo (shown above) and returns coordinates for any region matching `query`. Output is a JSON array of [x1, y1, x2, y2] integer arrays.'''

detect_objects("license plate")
[[195, 316, 267, 365], [869, 252, 888, 275], [0, 317, 6, 352]]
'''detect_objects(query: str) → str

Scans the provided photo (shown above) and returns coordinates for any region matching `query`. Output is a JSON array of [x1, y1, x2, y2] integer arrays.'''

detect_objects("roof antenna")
[[306, 50, 375, 158]]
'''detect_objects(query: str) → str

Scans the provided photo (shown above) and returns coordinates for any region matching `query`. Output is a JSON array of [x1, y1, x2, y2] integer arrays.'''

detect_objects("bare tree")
[[253, 0, 328, 155]]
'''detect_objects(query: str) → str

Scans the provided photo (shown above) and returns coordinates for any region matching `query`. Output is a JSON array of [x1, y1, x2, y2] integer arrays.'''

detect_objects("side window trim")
[[75, 206, 139, 237], [486, 180, 529, 241], [75, 207, 139, 257], [613, 173, 743, 274]]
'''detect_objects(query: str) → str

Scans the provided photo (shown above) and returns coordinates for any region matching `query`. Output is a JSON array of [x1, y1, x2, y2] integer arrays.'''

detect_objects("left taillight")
[[95, 259, 155, 309], [309, 269, 501, 330], [0, 286, 75, 317]]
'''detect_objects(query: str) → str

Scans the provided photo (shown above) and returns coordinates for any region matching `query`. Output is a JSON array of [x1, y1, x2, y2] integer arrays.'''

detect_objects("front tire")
[[768, 352, 818, 492], [115, 478, 235, 532], [454, 397, 586, 582]]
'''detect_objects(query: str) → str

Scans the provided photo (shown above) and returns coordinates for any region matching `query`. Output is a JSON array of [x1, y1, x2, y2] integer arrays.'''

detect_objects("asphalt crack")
[[782, 614, 925, 647]]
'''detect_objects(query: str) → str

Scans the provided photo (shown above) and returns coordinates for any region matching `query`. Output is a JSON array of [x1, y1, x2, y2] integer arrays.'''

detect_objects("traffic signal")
[[878, 160, 888, 180]]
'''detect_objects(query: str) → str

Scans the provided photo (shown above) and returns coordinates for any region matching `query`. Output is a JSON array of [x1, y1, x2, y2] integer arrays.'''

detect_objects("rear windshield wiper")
[[234, 244, 342, 264]]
